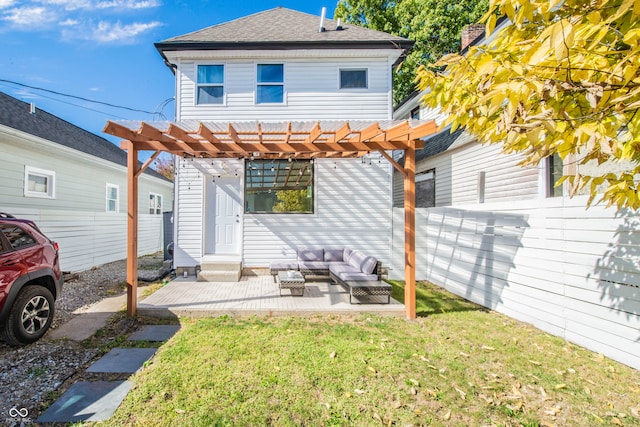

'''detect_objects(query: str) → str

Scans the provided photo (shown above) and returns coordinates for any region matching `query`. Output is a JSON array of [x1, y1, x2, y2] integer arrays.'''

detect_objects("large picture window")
[[197, 64, 224, 104], [257, 64, 284, 104], [245, 159, 313, 213]]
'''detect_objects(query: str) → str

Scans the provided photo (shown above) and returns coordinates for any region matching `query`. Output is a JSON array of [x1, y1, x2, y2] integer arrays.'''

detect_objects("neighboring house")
[[152, 7, 415, 279], [0, 92, 173, 272], [391, 27, 640, 370]]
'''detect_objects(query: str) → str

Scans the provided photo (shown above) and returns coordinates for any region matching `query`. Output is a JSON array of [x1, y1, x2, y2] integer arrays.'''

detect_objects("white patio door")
[[205, 177, 241, 255]]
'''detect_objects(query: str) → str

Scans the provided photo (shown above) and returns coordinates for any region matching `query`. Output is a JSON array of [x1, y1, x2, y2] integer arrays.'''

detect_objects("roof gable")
[[156, 7, 412, 51], [0, 92, 169, 182]]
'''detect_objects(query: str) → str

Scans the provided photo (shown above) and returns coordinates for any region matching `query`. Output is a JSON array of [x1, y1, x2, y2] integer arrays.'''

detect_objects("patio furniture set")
[[270, 247, 392, 304]]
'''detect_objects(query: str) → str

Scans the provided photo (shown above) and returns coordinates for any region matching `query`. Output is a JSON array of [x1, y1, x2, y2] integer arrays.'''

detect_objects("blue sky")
[[1, 1, 337, 148]]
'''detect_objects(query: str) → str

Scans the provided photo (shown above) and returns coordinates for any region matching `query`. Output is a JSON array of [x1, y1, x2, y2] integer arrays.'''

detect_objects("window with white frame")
[[149, 193, 163, 214], [256, 64, 284, 104], [340, 69, 368, 89], [106, 184, 119, 213], [24, 166, 55, 199], [197, 64, 224, 104]]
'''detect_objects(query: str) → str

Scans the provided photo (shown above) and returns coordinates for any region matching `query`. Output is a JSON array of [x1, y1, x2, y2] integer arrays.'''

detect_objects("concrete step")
[[200, 261, 242, 271], [197, 269, 241, 282]]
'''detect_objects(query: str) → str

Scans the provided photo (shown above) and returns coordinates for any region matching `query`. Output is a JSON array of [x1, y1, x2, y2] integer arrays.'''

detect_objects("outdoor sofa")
[[269, 247, 392, 303]]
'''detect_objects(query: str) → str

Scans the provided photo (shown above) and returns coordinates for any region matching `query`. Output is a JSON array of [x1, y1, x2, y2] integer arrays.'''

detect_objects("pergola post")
[[126, 141, 139, 317], [404, 140, 417, 319]]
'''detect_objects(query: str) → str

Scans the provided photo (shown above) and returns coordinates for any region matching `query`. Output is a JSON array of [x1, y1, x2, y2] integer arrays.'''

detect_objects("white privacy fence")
[[391, 195, 640, 370], [2, 207, 165, 272]]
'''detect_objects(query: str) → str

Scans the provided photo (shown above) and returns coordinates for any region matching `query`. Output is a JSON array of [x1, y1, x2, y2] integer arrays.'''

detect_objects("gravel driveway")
[[0, 255, 168, 425]]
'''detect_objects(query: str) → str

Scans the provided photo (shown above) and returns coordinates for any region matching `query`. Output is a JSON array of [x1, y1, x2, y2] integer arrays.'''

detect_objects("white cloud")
[[88, 20, 161, 43], [2, 6, 57, 26], [59, 18, 78, 26], [0, 0, 16, 9], [39, 0, 93, 11], [96, 0, 161, 9]]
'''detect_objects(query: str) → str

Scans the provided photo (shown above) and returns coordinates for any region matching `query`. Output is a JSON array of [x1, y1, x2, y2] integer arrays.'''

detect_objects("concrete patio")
[[137, 275, 404, 318]]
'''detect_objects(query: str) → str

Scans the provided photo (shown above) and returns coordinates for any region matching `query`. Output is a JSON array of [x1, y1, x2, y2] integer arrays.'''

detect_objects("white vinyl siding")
[[393, 141, 539, 207], [0, 125, 173, 271], [177, 56, 391, 121], [391, 197, 640, 370], [174, 158, 392, 268]]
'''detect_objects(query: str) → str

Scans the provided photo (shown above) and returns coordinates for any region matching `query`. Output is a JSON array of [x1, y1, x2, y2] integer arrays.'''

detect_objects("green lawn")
[[102, 281, 640, 426]]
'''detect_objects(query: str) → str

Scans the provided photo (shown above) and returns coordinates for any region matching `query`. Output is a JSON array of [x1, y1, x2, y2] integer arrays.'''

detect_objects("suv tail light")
[[53, 241, 59, 252]]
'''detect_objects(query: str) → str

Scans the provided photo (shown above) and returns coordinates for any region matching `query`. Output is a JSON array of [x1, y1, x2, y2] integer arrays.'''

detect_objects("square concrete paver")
[[86, 348, 157, 373], [128, 325, 180, 342], [36, 381, 132, 423]]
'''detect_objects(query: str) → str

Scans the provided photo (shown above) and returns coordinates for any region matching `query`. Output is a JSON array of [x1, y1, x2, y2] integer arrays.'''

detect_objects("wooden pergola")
[[104, 119, 437, 319]]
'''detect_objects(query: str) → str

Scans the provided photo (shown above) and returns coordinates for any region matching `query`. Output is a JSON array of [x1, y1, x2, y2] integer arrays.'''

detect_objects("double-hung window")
[[340, 69, 367, 89], [257, 64, 284, 104], [197, 64, 224, 104], [106, 184, 119, 213], [24, 166, 55, 199], [149, 193, 163, 214]]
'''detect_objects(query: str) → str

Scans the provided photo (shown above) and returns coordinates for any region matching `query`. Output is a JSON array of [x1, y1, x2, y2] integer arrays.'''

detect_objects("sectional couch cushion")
[[324, 248, 344, 262], [360, 256, 378, 275], [297, 247, 324, 261], [328, 263, 377, 282]]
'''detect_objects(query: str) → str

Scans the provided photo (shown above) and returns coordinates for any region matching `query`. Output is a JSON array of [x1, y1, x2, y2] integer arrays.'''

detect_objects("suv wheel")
[[1, 286, 55, 345]]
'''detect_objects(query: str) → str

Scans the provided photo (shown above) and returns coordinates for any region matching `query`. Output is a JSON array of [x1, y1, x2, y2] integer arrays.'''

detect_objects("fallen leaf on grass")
[[443, 410, 451, 420], [368, 366, 377, 374], [544, 406, 561, 416], [454, 386, 467, 400], [631, 407, 639, 417], [555, 384, 566, 390], [425, 388, 438, 398], [408, 378, 420, 386], [420, 355, 429, 362], [354, 389, 366, 395], [373, 412, 383, 423], [612, 417, 623, 426], [175, 409, 186, 414], [584, 386, 591, 395], [482, 345, 495, 351], [329, 351, 337, 358], [529, 360, 542, 366], [393, 401, 403, 409], [507, 401, 523, 411], [459, 352, 469, 357], [410, 387, 417, 395]]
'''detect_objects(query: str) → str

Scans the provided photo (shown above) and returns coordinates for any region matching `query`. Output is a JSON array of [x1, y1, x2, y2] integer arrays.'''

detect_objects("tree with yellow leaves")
[[419, 0, 640, 210]]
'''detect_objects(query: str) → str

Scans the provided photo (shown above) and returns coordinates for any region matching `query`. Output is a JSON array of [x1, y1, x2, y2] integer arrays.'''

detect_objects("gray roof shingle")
[[156, 7, 412, 51], [0, 92, 170, 182]]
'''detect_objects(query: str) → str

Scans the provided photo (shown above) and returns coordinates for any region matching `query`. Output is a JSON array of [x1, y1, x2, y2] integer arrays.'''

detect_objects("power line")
[[0, 78, 161, 115]]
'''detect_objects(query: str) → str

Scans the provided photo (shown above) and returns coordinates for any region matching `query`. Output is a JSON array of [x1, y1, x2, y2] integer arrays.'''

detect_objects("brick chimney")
[[461, 24, 485, 51]]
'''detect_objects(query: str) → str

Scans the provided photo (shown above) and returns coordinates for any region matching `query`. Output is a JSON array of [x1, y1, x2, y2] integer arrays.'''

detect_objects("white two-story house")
[[150, 7, 422, 281]]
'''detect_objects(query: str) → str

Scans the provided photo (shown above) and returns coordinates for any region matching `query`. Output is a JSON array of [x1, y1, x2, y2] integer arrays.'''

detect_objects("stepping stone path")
[[37, 325, 180, 423]]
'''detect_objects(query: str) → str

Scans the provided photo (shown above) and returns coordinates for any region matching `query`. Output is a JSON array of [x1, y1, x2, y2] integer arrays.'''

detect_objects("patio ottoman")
[[345, 280, 392, 304]]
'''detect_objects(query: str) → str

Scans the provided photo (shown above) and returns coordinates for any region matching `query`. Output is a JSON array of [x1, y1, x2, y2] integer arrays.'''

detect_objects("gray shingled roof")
[[397, 127, 475, 165], [156, 7, 412, 50], [0, 91, 170, 182]]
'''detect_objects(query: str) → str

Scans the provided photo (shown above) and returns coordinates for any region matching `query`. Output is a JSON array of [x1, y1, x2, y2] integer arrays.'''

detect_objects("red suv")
[[0, 213, 63, 345]]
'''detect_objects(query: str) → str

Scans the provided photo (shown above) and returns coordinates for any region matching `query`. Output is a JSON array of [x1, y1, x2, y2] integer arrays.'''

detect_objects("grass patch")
[[102, 282, 640, 427], [387, 279, 485, 317]]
